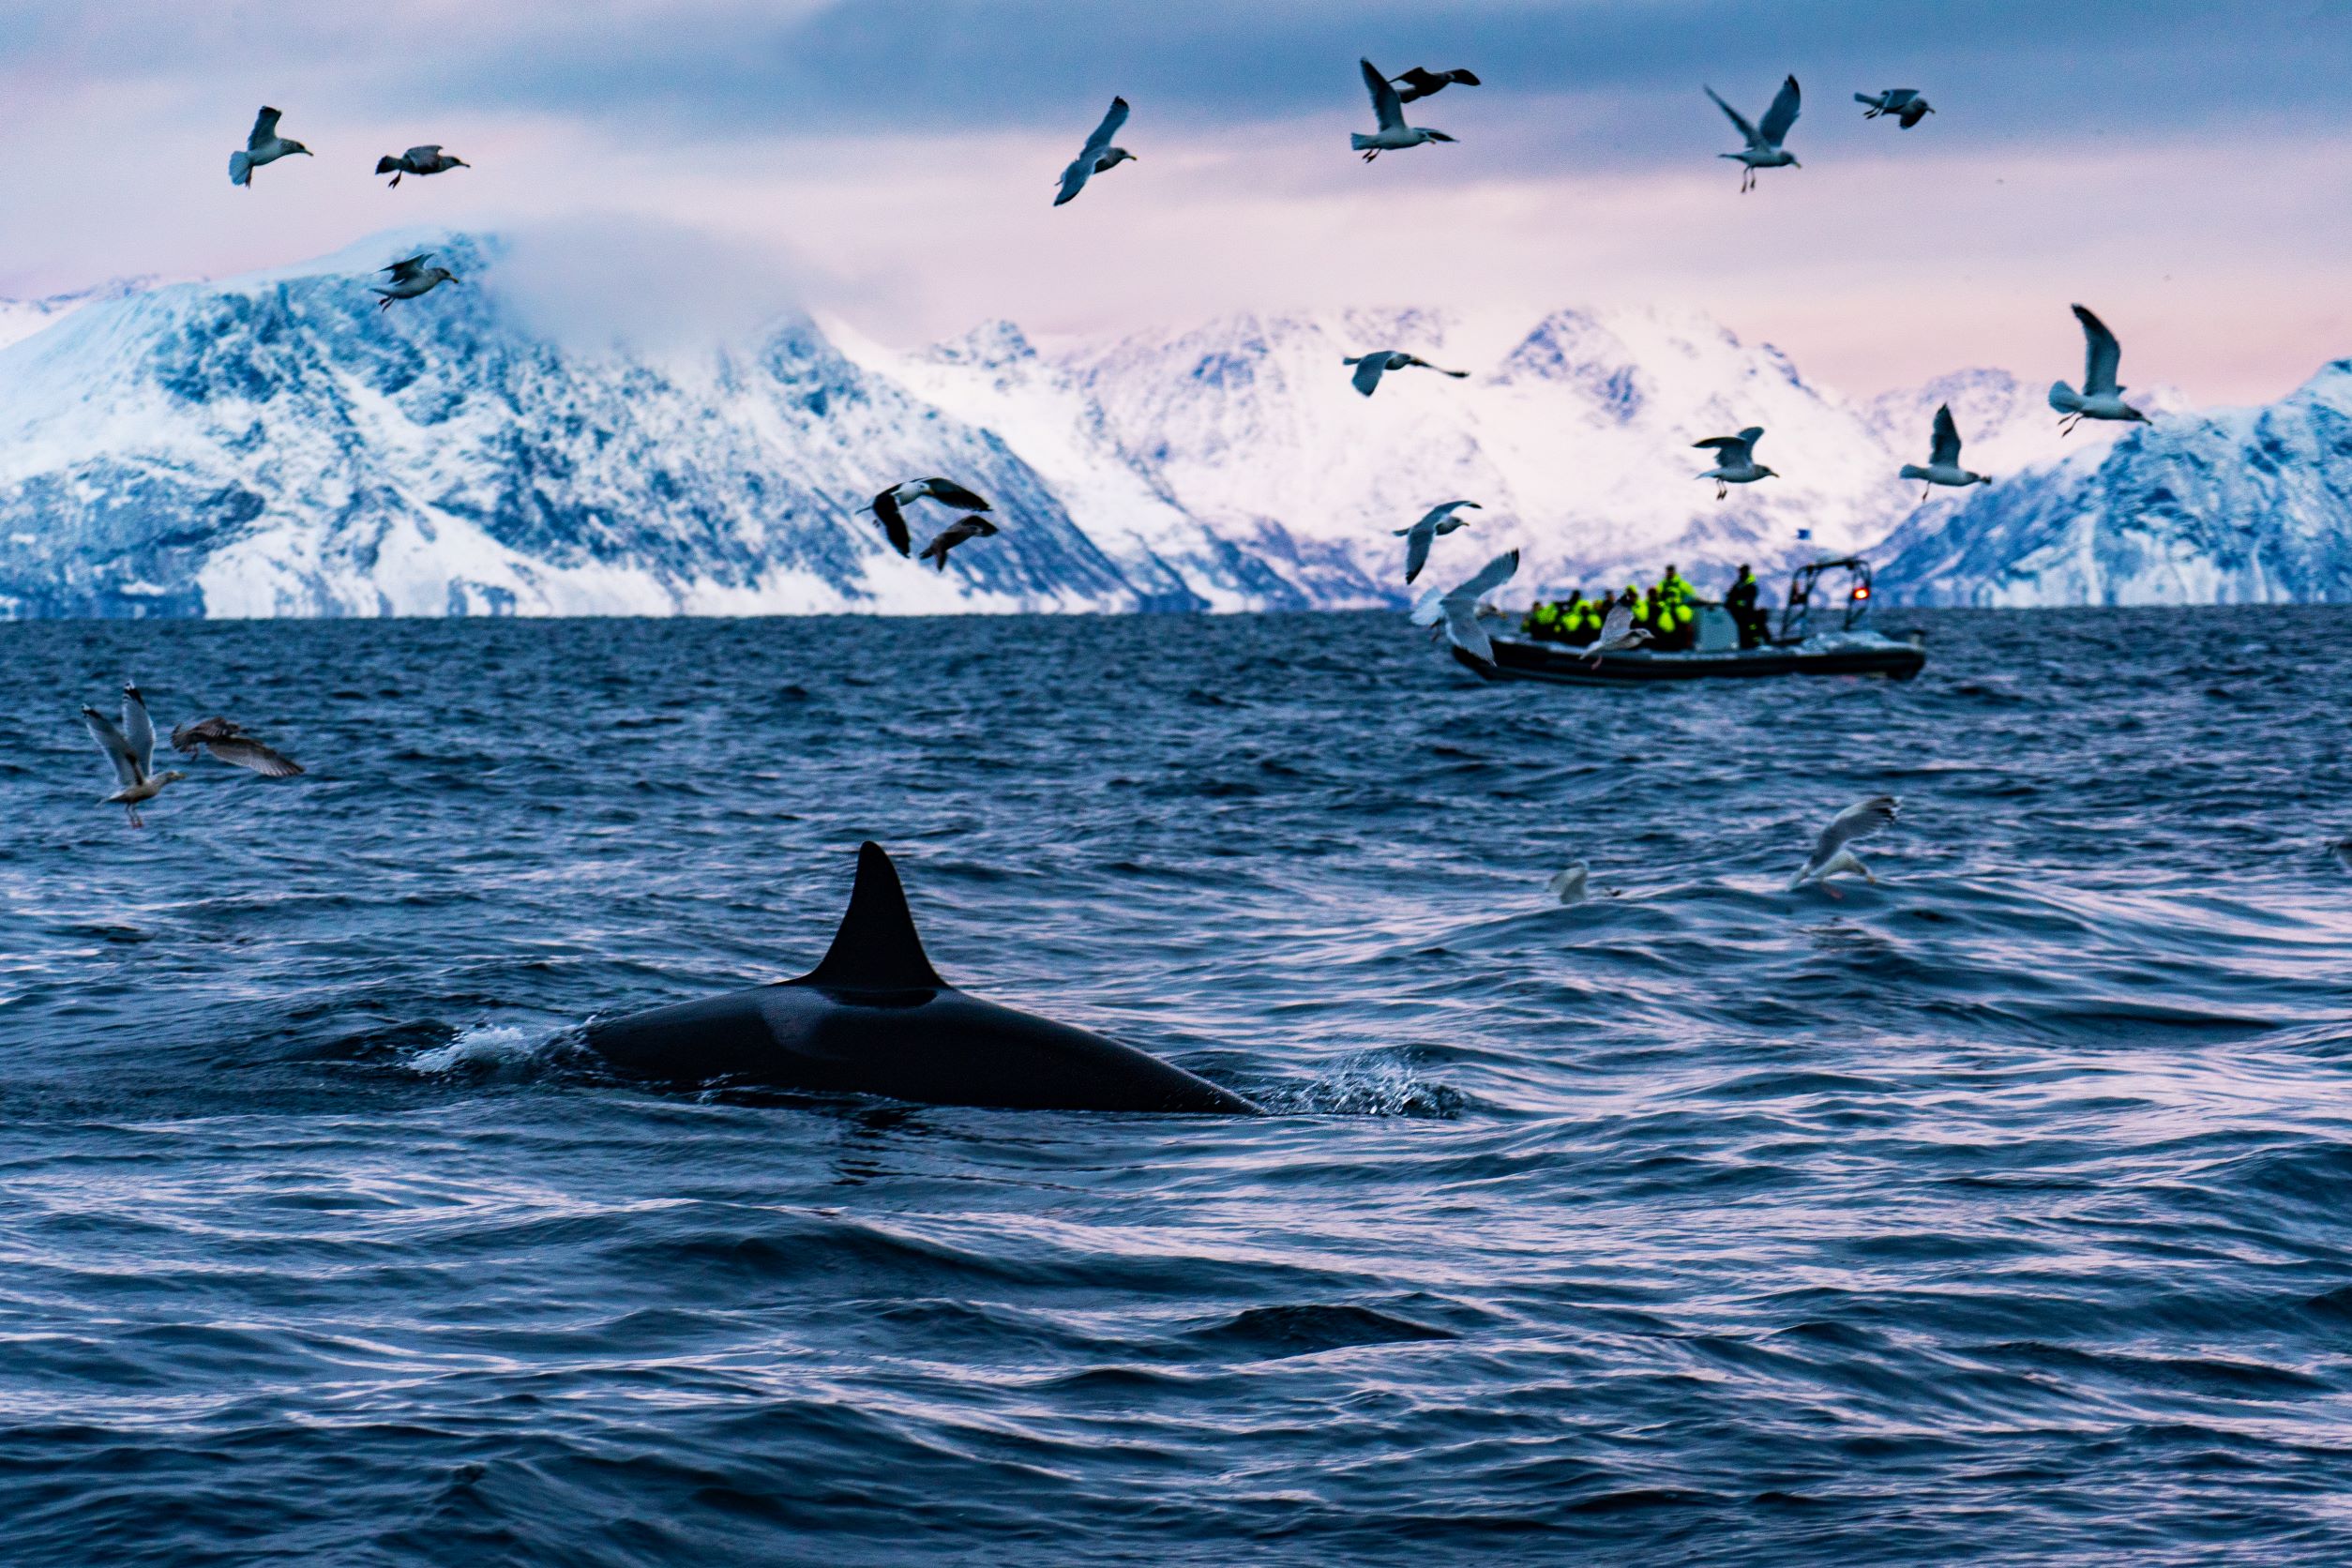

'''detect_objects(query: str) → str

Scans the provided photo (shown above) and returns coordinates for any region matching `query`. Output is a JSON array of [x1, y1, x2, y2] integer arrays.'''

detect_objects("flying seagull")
[[1707, 76, 1802, 192], [372, 254, 458, 309], [1791, 796, 1900, 895], [376, 144, 470, 188], [1353, 57, 1457, 160], [1899, 404, 1993, 500], [1546, 863, 1590, 904], [1395, 500, 1481, 584], [861, 478, 993, 557], [1410, 549, 1519, 668], [1695, 427, 1777, 499], [230, 107, 312, 188], [1856, 88, 1934, 128], [1585, 590, 1654, 667], [171, 716, 305, 777], [1392, 67, 1482, 104], [1054, 97, 1137, 206], [1345, 350, 1469, 398], [918, 515, 999, 570], [2049, 305, 2148, 435], [82, 684, 185, 828]]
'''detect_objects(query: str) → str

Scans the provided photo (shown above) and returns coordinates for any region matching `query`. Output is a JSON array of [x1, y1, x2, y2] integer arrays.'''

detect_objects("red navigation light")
[[1852, 585, 1871, 600]]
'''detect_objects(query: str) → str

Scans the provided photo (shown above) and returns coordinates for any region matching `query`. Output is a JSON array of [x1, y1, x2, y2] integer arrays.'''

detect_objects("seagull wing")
[[2074, 305, 2123, 396], [120, 686, 156, 777], [1696, 429, 1759, 464], [384, 253, 431, 283], [1362, 59, 1408, 132], [249, 107, 282, 149], [872, 491, 912, 556], [1054, 156, 1095, 205], [201, 734, 305, 778], [1450, 548, 1521, 606], [1929, 403, 1963, 467], [1441, 600, 1496, 665], [920, 478, 992, 511], [1449, 69, 1483, 87], [1081, 97, 1130, 159], [1758, 76, 1802, 148], [1598, 601, 1633, 646], [1393, 67, 1444, 102], [1403, 520, 1434, 584], [1804, 795, 1899, 875], [1420, 500, 1480, 528], [83, 706, 142, 788], [1350, 355, 1389, 397], [1883, 90, 1919, 111], [404, 144, 442, 163], [1706, 86, 1761, 148]]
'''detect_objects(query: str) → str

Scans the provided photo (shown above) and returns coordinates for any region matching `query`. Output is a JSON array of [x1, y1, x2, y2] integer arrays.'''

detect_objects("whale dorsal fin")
[[797, 841, 946, 991]]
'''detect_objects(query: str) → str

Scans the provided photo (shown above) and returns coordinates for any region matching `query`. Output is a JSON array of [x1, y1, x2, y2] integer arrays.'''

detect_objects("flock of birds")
[[83, 61, 2164, 907]]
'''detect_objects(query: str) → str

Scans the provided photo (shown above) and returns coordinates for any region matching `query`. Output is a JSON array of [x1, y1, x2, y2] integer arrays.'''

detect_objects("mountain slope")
[[1875, 364, 2352, 605]]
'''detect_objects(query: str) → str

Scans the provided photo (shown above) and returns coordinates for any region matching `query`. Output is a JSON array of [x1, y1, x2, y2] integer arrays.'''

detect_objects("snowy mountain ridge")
[[0, 231, 2329, 617]]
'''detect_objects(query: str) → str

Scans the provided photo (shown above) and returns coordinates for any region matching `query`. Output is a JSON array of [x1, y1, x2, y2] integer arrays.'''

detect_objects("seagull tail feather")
[[2047, 381, 2082, 414]]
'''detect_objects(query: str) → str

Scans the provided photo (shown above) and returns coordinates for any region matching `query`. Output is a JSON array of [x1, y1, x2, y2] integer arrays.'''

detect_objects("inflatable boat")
[[1456, 557, 1928, 686]]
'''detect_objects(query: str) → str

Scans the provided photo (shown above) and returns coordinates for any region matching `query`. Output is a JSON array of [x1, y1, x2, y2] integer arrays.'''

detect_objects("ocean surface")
[[4, 606, 2350, 1566]]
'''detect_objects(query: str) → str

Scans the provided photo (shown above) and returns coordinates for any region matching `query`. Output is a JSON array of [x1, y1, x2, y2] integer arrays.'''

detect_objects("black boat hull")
[[1458, 635, 1926, 686]]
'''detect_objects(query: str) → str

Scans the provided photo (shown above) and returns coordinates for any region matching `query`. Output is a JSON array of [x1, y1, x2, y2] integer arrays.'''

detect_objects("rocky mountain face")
[[0, 231, 2334, 616]]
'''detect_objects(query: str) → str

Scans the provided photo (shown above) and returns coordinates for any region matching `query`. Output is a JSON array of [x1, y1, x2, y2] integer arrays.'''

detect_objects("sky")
[[4, 0, 2350, 400]]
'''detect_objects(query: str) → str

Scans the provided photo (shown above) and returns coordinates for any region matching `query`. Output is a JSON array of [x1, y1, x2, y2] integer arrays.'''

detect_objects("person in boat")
[[1725, 564, 1768, 649], [1662, 563, 1696, 605]]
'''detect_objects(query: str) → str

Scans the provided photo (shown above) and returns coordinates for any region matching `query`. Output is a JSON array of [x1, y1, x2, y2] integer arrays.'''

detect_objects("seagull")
[[230, 107, 312, 188], [1392, 67, 1482, 104], [1395, 500, 1481, 584], [1585, 590, 1654, 667], [1410, 549, 1519, 668], [1707, 76, 1802, 192], [860, 478, 993, 557], [1856, 88, 1934, 128], [1899, 404, 1993, 500], [1695, 427, 1777, 499], [82, 684, 185, 828], [372, 254, 458, 310], [1546, 863, 1589, 904], [170, 716, 305, 777], [1353, 57, 1457, 160], [1790, 796, 1900, 895], [1053, 97, 1136, 206], [2049, 305, 2148, 434], [1345, 350, 1469, 398], [375, 144, 470, 188], [917, 515, 999, 570]]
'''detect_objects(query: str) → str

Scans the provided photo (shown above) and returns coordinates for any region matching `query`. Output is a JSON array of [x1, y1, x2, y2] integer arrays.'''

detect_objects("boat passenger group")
[[1519, 564, 1773, 651]]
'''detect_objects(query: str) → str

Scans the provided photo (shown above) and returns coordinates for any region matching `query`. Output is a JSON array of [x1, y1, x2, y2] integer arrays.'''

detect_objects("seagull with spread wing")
[[1395, 500, 1480, 584], [1790, 796, 1900, 894], [372, 254, 458, 310], [1899, 404, 1993, 500], [1585, 590, 1654, 667], [1054, 97, 1137, 206], [1856, 88, 1935, 128], [1345, 350, 1469, 398], [2049, 305, 2149, 435], [860, 478, 994, 558], [230, 107, 312, 188], [1352, 57, 1458, 160], [171, 717, 305, 777], [1695, 427, 1777, 499], [1392, 66, 1482, 104], [1410, 549, 1518, 668], [1707, 76, 1802, 192], [917, 515, 999, 570], [376, 144, 470, 188], [82, 684, 186, 829]]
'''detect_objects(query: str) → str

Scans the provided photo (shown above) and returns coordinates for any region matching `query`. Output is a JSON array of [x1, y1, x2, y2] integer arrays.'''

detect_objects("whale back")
[[794, 841, 947, 992]]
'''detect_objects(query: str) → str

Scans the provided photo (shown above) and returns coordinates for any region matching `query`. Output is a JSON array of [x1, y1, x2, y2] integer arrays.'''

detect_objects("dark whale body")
[[587, 843, 1261, 1114]]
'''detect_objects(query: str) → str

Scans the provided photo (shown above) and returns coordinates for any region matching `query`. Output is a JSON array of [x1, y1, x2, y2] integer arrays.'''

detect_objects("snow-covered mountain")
[[1875, 364, 2352, 605], [0, 230, 2334, 617]]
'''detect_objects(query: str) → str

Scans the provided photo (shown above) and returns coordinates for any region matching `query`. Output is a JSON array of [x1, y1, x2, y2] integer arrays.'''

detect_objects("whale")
[[585, 842, 1262, 1114]]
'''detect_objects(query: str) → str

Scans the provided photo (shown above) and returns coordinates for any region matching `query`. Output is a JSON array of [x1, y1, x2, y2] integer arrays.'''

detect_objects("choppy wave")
[[4, 607, 2352, 1565]]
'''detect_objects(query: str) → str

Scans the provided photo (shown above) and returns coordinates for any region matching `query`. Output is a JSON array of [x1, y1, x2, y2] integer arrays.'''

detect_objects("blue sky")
[[4, 0, 2347, 398]]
